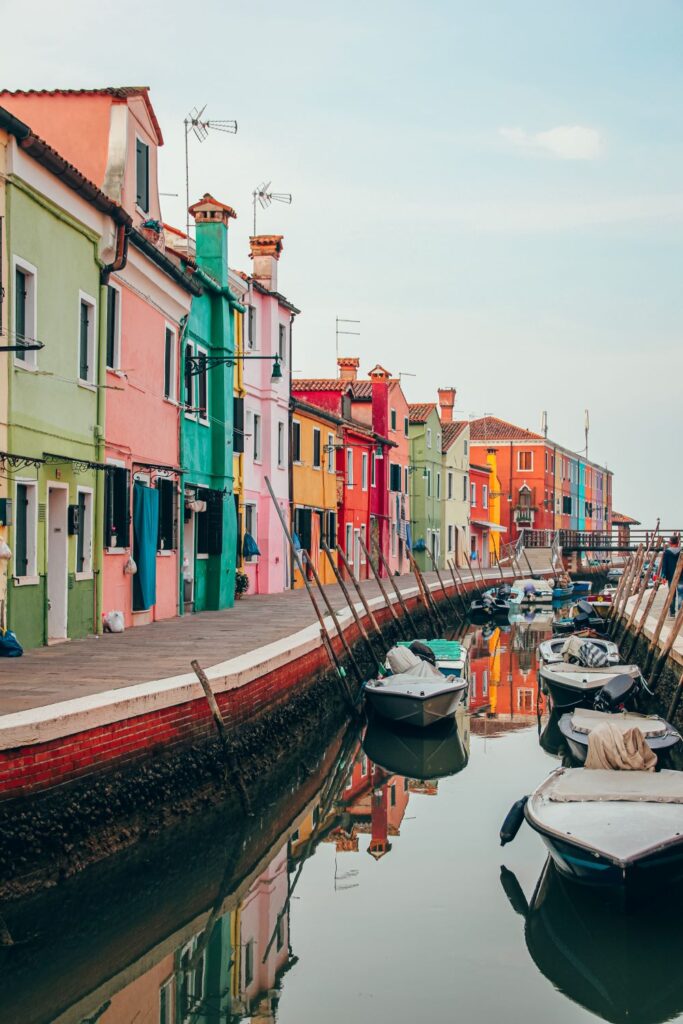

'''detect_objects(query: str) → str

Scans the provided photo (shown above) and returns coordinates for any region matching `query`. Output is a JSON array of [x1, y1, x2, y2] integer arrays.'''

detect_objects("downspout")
[[288, 312, 295, 588]]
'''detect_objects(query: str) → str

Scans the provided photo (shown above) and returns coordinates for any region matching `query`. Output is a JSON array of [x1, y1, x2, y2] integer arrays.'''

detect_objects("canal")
[[2, 611, 682, 1024]]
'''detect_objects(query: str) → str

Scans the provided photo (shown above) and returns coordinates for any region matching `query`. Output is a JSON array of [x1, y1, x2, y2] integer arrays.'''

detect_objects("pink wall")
[[239, 847, 290, 1003]]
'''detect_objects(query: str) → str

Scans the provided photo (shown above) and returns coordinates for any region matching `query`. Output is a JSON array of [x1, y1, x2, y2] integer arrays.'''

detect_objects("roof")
[[442, 421, 468, 450], [612, 511, 641, 526], [350, 381, 373, 400], [292, 379, 351, 393], [408, 402, 437, 424], [231, 269, 300, 314], [0, 87, 164, 145], [291, 398, 344, 426], [470, 463, 492, 474], [469, 416, 544, 442]]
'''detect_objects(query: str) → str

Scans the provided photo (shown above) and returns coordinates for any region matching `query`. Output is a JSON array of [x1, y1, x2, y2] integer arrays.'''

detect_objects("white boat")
[[509, 579, 554, 605], [539, 663, 643, 710], [524, 768, 683, 892], [558, 708, 682, 765], [537, 636, 620, 667], [364, 673, 467, 728]]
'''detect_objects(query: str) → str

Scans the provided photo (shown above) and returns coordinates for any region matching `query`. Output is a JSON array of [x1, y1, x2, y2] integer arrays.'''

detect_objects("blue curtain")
[[133, 482, 159, 611]]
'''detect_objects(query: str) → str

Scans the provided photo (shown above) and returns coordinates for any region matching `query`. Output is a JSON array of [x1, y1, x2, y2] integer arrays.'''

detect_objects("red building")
[[469, 462, 493, 566]]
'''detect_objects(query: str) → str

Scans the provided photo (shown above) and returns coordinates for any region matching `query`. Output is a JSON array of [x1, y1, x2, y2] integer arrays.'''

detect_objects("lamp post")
[[186, 350, 283, 382]]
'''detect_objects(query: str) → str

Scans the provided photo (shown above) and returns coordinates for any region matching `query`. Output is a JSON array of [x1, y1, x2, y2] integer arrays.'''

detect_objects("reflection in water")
[[502, 858, 683, 1024], [468, 616, 550, 732]]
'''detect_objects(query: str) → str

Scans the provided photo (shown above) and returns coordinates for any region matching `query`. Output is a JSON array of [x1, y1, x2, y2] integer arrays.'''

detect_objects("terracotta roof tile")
[[0, 87, 164, 145], [469, 416, 543, 442], [292, 379, 350, 393], [441, 421, 468, 450], [612, 511, 641, 525], [408, 402, 437, 424], [350, 381, 373, 400]]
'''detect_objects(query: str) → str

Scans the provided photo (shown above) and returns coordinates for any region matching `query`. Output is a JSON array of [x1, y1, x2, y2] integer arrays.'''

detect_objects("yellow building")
[[485, 448, 503, 561], [291, 399, 341, 587]]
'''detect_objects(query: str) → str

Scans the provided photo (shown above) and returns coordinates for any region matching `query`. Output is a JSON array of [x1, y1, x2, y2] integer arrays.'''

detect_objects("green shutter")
[[15, 483, 28, 575], [79, 301, 90, 380], [15, 268, 26, 360]]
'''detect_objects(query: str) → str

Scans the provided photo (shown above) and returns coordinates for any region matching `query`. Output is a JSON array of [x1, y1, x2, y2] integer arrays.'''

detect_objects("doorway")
[[183, 508, 195, 610], [47, 485, 68, 641], [354, 528, 361, 579]]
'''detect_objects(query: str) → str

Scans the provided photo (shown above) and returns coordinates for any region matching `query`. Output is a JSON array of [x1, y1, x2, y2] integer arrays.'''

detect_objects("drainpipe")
[[288, 312, 295, 588]]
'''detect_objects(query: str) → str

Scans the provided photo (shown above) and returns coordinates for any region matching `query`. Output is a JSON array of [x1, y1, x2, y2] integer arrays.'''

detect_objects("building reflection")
[[468, 616, 551, 731]]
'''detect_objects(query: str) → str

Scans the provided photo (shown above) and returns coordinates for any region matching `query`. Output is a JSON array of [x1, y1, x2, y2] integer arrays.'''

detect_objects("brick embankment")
[[619, 590, 683, 721]]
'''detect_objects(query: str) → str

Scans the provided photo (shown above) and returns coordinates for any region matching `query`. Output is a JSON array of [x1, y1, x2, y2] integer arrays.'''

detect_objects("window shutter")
[[104, 469, 114, 546], [119, 469, 131, 548], [207, 491, 223, 555], [79, 301, 90, 379], [15, 483, 28, 575], [299, 508, 312, 553], [156, 478, 176, 550], [136, 139, 149, 211], [106, 286, 117, 368], [233, 396, 245, 454]]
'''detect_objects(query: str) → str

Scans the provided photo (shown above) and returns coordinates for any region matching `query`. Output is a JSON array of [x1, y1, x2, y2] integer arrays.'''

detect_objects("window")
[[436, 472, 441, 499], [106, 284, 120, 369], [78, 294, 96, 384], [196, 489, 223, 556], [389, 463, 401, 492], [278, 422, 285, 467], [247, 305, 256, 349], [360, 522, 367, 561], [104, 466, 130, 548], [327, 433, 335, 473], [244, 503, 258, 561], [436, 432, 441, 452], [464, 439, 468, 456], [518, 451, 533, 471], [346, 448, 354, 487], [471, 482, 476, 506], [448, 524, 454, 552], [404, 416, 409, 437], [390, 408, 397, 430], [426, 428, 432, 449], [362, 452, 368, 490], [233, 396, 244, 454], [159, 979, 173, 1024], [157, 478, 176, 551], [390, 783, 396, 807], [404, 466, 409, 493], [278, 322, 287, 362], [325, 510, 337, 547], [544, 451, 549, 472], [14, 481, 37, 578], [426, 469, 431, 497], [447, 471, 453, 499], [196, 349, 208, 421], [463, 474, 468, 501], [292, 420, 301, 462], [164, 326, 175, 400], [562, 495, 572, 515], [135, 138, 149, 212], [482, 485, 488, 510], [244, 939, 254, 988], [13, 258, 37, 367], [253, 413, 262, 461], [313, 428, 321, 468], [75, 489, 93, 575]]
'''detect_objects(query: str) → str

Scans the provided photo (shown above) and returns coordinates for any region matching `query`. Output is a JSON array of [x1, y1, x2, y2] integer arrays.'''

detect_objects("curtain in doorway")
[[133, 482, 159, 611]]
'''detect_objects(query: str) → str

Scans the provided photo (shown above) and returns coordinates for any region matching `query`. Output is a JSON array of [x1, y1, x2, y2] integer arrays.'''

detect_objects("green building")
[[408, 402, 443, 573], [1, 107, 130, 648], [177, 195, 242, 613]]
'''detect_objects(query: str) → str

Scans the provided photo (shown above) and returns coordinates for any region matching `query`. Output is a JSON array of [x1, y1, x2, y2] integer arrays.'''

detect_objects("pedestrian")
[[660, 535, 682, 617]]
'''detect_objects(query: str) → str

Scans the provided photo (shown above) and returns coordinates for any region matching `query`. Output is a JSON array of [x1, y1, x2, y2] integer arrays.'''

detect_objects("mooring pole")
[[191, 660, 252, 816], [649, 600, 683, 690], [624, 579, 662, 662], [447, 559, 469, 614], [620, 543, 661, 645], [406, 547, 444, 633], [425, 546, 460, 620], [302, 551, 365, 691], [321, 540, 384, 674], [357, 535, 408, 639], [335, 543, 385, 644], [609, 547, 643, 637], [643, 554, 683, 676], [463, 549, 483, 597], [371, 538, 420, 635]]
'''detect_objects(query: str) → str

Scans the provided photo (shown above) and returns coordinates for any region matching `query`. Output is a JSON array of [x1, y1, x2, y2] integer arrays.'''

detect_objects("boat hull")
[[540, 664, 643, 711], [365, 683, 467, 728], [558, 714, 682, 766]]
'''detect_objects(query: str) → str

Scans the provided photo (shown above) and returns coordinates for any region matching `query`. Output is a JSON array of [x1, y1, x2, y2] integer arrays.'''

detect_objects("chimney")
[[189, 193, 236, 287], [337, 357, 360, 382], [249, 234, 283, 292], [369, 364, 391, 438], [438, 387, 456, 424]]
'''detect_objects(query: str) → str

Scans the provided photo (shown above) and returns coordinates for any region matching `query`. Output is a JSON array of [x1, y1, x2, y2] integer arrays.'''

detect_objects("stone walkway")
[[0, 567, 509, 715]]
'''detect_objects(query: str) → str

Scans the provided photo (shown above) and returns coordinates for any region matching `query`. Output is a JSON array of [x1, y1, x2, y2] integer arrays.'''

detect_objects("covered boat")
[[524, 767, 683, 892], [362, 716, 468, 780], [572, 580, 593, 595], [537, 636, 620, 667], [509, 578, 554, 605], [558, 708, 682, 766], [366, 646, 468, 728], [539, 663, 643, 710], [394, 639, 466, 677]]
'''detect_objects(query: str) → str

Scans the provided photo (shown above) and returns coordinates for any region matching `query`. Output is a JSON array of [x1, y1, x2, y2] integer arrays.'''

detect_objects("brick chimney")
[[249, 234, 283, 292], [368, 364, 391, 438], [337, 357, 360, 382], [438, 387, 456, 424]]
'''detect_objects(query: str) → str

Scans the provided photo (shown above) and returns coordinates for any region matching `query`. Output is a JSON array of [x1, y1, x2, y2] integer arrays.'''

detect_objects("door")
[[354, 528, 361, 579], [183, 509, 195, 608], [345, 523, 353, 564], [47, 485, 68, 641]]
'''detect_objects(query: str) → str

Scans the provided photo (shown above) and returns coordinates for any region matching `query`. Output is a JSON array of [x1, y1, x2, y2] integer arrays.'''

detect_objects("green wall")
[[409, 407, 443, 573]]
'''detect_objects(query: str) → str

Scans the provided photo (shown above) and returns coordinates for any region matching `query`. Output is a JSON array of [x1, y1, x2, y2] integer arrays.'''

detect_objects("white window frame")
[[106, 281, 122, 371], [75, 486, 94, 579], [278, 321, 288, 364], [482, 484, 488, 510], [327, 432, 335, 473], [77, 290, 98, 387], [13, 478, 38, 584], [362, 452, 368, 491], [471, 482, 476, 506], [426, 427, 432, 449], [244, 503, 258, 561], [517, 450, 533, 472], [346, 448, 354, 487], [163, 321, 177, 402], [312, 427, 322, 469], [12, 256, 38, 370], [253, 412, 262, 462], [277, 421, 285, 468]]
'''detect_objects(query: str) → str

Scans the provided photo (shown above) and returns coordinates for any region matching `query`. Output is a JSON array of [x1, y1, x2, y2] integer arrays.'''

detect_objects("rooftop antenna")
[[335, 317, 360, 358], [252, 181, 293, 235], [184, 105, 238, 244], [541, 410, 548, 438], [584, 409, 590, 459]]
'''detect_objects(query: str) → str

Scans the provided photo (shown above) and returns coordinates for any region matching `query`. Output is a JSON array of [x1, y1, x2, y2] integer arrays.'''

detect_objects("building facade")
[[438, 389, 470, 570], [407, 402, 443, 572], [291, 399, 340, 587]]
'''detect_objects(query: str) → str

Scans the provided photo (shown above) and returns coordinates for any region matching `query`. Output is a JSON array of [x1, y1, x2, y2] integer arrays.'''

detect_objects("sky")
[[3, 0, 682, 524]]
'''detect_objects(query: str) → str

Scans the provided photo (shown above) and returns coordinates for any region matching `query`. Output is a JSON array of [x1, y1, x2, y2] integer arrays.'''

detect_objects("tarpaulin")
[[133, 482, 159, 611]]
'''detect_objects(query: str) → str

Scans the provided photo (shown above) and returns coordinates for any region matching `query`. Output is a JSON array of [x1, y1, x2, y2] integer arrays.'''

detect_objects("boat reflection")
[[501, 858, 683, 1024], [362, 711, 470, 782]]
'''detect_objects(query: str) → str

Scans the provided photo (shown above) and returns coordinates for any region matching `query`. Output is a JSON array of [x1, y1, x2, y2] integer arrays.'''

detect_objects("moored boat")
[[572, 580, 593, 595], [364, 673, 467, 728], [509, 578, 554, 605], [558, 708, 682, 766], [539, 663, 644, 710], [394, 639, 466, 677], [537, 636, 620, 667]]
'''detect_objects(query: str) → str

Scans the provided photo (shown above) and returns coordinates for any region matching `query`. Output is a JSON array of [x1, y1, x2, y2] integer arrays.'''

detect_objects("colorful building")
[[469, 462, 493, 566], [407, 402, 443, 572], [291, 398, 340, 586], [0, 123, 8, 625], [438, 389, 470, 569]]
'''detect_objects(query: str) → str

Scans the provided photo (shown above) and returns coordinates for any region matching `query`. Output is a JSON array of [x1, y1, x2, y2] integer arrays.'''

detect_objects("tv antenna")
[[252, 182, 293, 235], [335, 317, 360, 358], [584, 409, 590, 459], [184, 105, 238, 243]]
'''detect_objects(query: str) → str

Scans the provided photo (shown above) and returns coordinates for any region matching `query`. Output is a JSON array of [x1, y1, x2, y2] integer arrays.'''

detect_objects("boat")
[[522, 767, 683, 892], [509, 578, 554, 605], [537, 636, 620, 667], [394, 639, 466, 678], [602, 583, 618, 598], [364, 673, 467, 728], [572, 580, 593, 595], [551, 586, 574, 602], [501, 857, 683, 1020], [585, 593, 613, 618], [539, 663, 644, 710], [362, 716, 469, 780], [552, 600, 607, 636], [558, 708, 682, 766]]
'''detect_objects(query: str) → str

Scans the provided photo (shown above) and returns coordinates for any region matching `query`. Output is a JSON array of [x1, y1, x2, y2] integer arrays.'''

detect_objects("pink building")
[[236, 235, 299, 594], [237, 847, 290, 1019]]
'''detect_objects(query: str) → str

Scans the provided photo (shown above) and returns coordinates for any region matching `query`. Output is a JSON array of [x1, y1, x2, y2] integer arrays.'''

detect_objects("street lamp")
[[186, 351, 283, 382]]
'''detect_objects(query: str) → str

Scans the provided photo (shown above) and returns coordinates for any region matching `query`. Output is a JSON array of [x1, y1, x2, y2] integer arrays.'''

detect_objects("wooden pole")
[[667, 665, 683, 721], [406, 547, 443, 633], [451, 557, 470, 599], [495, 555, 506, 582], [424, 546, 460, 620], [619, 544, 661, 643], [606, 551, 635, 623], [624, 579, 662, 662], [447, 558, 469, 614], [357, 535, 408, 639], [302, 551, 365, 690], [521, 546, 536, 579], [649, 599, 683, 690], [371, 537, 420, 635], [644, 554, 683, 676], [463, 548, 482, 596], [608, 547, 643, 636], [335, 543, 384, 643], [264, 476, 355, 708], [321, 540, 384, 674], [191, 660, 252, 816]]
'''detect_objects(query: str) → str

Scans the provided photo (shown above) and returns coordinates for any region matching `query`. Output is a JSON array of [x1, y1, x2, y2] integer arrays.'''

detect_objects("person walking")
[[660, 535, 682, 617]]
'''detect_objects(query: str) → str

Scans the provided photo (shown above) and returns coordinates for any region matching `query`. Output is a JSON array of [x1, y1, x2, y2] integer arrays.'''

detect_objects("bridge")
[[519, 527, 671, 554]]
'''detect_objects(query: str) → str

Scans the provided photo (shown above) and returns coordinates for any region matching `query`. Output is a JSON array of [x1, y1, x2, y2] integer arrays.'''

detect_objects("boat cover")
[[584, 721, 657, 772], [572, 708, 667, 738], [545, 769, 683, 803], [386, 647, 443, 679], [561, 636, 610, 667]]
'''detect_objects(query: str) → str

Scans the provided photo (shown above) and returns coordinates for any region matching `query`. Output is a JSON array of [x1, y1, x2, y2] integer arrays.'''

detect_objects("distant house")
[[408, 402, 443, 572]]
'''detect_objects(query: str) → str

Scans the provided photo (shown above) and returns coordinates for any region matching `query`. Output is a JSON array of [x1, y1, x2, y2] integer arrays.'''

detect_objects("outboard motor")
[[594, 673, 643, 714], [409, 640, 437, 666]]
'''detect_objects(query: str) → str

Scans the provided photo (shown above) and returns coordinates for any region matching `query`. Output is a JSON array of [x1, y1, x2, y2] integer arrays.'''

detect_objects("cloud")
[[500, 124, 602, 160]]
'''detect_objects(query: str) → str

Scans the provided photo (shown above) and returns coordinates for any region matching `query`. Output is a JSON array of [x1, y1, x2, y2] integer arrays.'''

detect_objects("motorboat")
[[520, 767, 683, 892], [469, 592, 510, 618], [572, 580, 593, 595], [367, 646, 468, 727], [558, 708, 682, 767], [394, 639, 466, 678], [551, 585, 574, 602], [539, 663, 644, 711], [537, 636, 620, 667], [501, 857, 683, 1019], [586, 593, 613, 618], [603, 583, 618, 598], [362, 716, 469, 780], [509, 579, 554, 605], [552, 600, 607, 636]]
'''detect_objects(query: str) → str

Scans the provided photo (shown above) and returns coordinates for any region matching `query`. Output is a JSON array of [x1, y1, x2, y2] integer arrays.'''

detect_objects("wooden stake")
[[624, 579, 662, 662], [302, 551, 365, 690], [370, 537, 420, 635], [406, 547, 443, 633], [643, 553, 683, 676], [191, 660, 252, 816], [357, 535, 408, 639], [425, 546, 460, 620], [649, 599, 683, 690], [447, 559, 469, 614], [606, 552, 634, 623], [321, 540, 384, 674], [608, 547, 643, 636], [463, 549, 482, 596], [619, 543, 661, 644], [335, 543, 384, 643], [667, 665, 683, 721]]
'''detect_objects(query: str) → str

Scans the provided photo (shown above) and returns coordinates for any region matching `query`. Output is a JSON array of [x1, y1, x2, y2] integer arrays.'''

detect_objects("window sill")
[[163, 396, 177, 407], [198, 418, 210, 428], [157, 549, 174, 557], [13, 360, 38, 373], [13, 575, 39, 586], [197, 553, 209, 561], [78, 380, 97, 393], [106, 546, 129, 555], [75, 571, 94, 582]]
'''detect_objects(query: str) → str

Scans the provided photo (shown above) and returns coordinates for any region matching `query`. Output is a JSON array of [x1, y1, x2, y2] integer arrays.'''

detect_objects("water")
[[2, 611, 682, 1024]]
